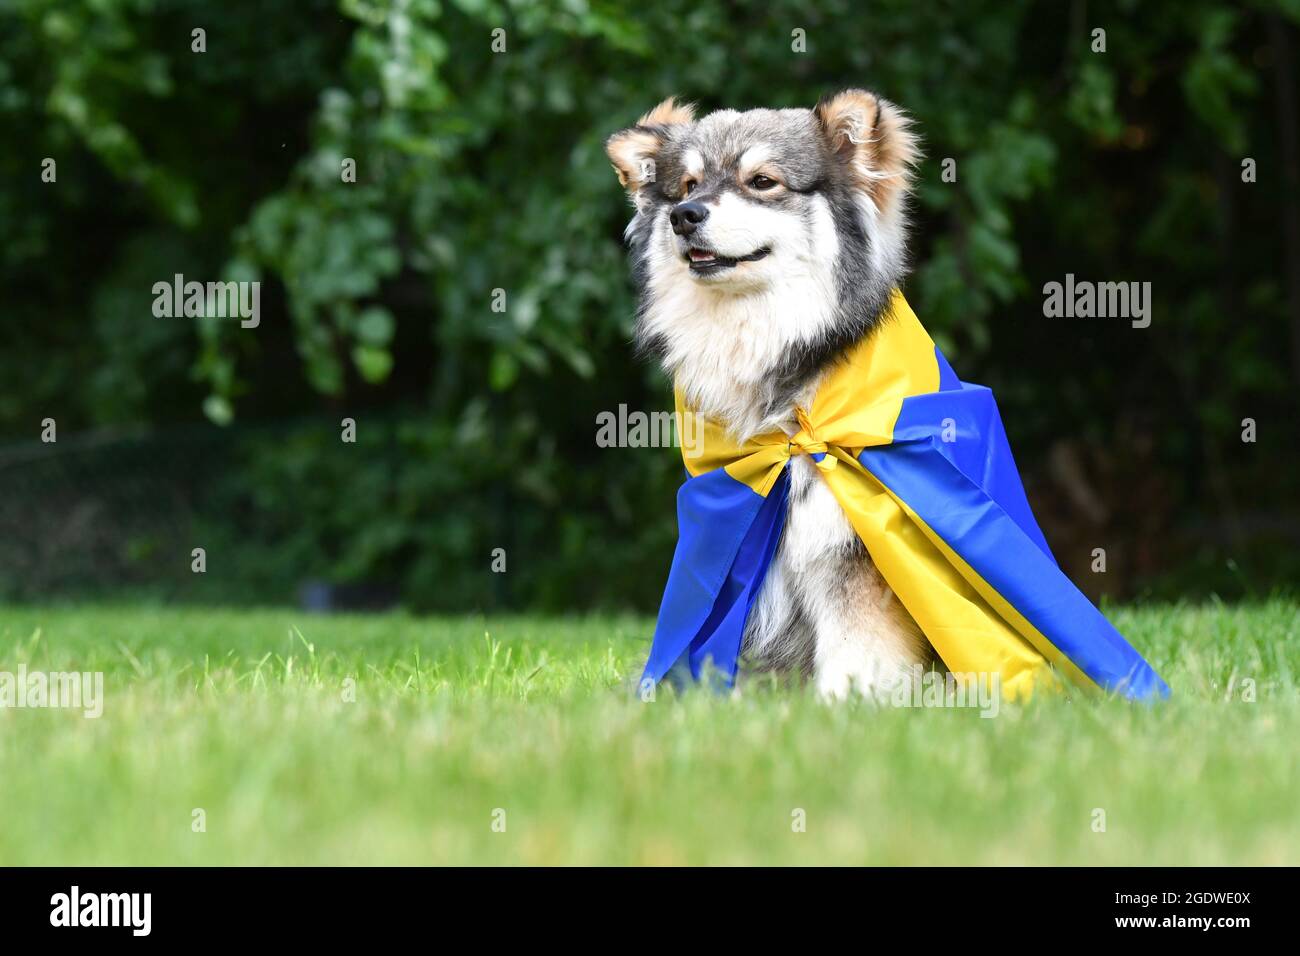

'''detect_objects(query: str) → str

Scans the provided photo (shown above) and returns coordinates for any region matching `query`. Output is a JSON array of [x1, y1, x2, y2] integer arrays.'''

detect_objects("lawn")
[[0, 600, 1296, 865]]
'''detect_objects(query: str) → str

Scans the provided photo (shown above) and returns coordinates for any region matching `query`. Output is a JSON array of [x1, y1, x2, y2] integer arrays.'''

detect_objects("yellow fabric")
[[673, 292, 1062, 700]]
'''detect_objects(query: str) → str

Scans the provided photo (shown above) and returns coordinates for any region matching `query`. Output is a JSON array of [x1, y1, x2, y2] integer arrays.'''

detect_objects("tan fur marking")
[[638, 96, 696, 128], [605, 97, 696, 193], [814, 88, 919, 210], [605, 128, 661, 189], [845, 556, 930, 667]]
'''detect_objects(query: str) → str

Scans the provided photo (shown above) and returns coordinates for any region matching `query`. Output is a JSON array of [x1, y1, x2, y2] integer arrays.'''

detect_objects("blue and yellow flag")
[[644, 292, 1168, 701]]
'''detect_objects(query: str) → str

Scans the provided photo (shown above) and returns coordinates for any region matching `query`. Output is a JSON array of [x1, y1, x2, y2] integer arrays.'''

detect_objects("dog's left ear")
[[814, 89, 918, 212], [606, 97, 695, 195]]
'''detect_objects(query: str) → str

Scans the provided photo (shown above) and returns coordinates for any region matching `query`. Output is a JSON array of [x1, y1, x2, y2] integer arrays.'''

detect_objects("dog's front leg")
[[806, 549, 928, 701], [784, 462, 929, 700]]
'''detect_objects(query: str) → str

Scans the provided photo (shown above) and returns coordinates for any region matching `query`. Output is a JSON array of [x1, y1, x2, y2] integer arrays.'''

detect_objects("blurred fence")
[[0, 413, 684, 611], [0, 425, 227, 602], [3, 416, 1296, 612]]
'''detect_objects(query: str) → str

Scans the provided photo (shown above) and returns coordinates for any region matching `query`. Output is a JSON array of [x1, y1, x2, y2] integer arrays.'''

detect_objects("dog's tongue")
[[689, 249, 715, 262]]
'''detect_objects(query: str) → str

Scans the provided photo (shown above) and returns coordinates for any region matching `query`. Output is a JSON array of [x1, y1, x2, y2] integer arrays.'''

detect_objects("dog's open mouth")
[[685, 246, 771, 275]]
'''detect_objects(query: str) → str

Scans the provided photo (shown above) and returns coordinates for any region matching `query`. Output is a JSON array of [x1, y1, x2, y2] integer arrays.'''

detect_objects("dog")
[[607, 90, 933, 700]]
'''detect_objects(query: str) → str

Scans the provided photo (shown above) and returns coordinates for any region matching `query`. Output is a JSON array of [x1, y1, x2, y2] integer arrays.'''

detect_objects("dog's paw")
[[814, 666, 854, 702], [814, 653, 893, 703]]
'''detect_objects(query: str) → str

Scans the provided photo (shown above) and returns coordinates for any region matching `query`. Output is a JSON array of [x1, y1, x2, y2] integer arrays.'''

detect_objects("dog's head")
[[606, 91, 919, 427]]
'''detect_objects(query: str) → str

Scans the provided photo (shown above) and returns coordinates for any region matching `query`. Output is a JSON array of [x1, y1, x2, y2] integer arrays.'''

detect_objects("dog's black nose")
[[670, 201, 708, 237]]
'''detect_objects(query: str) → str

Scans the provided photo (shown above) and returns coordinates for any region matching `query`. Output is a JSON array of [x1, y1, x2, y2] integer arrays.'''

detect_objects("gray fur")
[[625, 105, 907, 417]]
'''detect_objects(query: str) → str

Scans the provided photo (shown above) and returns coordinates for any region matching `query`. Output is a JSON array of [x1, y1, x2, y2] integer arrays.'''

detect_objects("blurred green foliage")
[[1, 0, 1297, 607]]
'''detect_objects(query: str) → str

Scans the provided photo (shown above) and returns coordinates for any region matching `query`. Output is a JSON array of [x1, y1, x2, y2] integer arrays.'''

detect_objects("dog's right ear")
[[605, 97, 695, 194]]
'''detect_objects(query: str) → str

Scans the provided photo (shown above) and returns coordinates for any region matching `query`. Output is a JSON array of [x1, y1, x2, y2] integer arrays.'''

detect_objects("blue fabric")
[[643, 467, 789, 686], [892, 354, 1054, 560], [859, 381, 1169, 699]]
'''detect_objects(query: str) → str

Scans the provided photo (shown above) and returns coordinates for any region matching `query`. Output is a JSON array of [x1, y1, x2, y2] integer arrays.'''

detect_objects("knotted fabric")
[[644, 291, 1168, 701]]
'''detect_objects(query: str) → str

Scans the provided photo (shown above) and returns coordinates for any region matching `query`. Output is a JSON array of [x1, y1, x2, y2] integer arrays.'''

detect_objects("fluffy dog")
[[607, 91, 932, 699]]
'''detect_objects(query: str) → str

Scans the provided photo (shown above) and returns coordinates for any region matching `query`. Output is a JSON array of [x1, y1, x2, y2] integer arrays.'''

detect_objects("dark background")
[[1, 0, 1296, 611]]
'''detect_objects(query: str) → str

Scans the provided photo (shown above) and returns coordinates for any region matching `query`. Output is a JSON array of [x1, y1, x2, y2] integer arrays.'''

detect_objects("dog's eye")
[[750, 175, 778, 191], [683, 180, 698, 195]]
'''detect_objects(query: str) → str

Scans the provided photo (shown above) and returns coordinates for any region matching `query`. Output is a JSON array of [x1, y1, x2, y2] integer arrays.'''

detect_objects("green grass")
[[0, 601, 1296, 865]]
